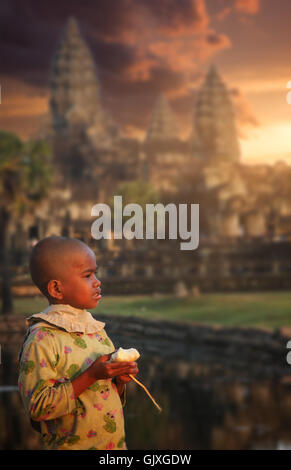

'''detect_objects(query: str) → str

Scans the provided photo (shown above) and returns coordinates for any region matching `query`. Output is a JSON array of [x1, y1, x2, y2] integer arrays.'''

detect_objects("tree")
[[109, 180, 159, 228], [0, 131, 52, 315], [113, 180, 159, 208], [102, 180, 159, 245]]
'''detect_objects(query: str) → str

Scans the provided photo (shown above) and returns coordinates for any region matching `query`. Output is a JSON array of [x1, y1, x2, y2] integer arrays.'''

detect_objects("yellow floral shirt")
[[18, 305, 127, 450]]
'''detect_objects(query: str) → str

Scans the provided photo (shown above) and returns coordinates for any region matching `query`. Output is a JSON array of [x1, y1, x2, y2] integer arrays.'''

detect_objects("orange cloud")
[[121, 30, 232, 113], [235, 0, 260, 15], [216, 7, 232, 21], [148, 32, 231, 67], [98, 0, 231, 87], [101, 0, 210, 44], [216, 0, 261, 22], [230, 87, 260, 139], [124, 30, 231, 94]]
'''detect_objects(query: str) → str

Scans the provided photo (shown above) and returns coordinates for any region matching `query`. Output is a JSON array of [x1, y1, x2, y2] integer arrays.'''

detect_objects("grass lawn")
[[10, 291, 291, 330]]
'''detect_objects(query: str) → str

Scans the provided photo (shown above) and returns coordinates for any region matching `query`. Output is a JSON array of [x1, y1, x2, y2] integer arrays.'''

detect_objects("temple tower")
[[145, 94, 179, 143], [50, 17, 104, 134], [143, 94, 189, 194], [49, 17, 121, 194], [192, 65, 240, 164]]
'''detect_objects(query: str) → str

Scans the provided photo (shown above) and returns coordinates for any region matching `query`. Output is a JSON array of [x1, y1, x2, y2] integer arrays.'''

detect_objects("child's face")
[[58, 247, 101, 309]]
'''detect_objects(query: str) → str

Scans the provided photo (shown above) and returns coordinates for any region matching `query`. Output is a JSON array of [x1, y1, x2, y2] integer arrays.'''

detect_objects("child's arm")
[[19, 334, 138, 423], [18, 334, 77, 422]]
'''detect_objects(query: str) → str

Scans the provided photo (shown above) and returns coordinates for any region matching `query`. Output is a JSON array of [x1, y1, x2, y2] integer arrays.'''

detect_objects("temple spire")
[[64, 16, 79, 37], [145, 94, 179, 143], [50, 16, 103, 133], [192, 65, 240, 163]]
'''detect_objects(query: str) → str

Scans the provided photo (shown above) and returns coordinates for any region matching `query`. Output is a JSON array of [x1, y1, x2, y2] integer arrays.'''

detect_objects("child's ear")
[[47, 279, 63, 300]]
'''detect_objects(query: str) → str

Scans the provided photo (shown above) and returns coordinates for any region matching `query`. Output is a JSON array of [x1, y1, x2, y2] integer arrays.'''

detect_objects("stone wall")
[[1, 314, 290, 383], [8, 240, 291, 296], [1, 314, 291, 449]]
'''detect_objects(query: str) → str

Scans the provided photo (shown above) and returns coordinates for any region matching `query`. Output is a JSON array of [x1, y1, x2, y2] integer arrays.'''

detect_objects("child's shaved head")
[[29, 236, 94, 298]]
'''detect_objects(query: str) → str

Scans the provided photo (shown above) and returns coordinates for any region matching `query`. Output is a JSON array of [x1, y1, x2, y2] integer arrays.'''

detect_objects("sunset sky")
[[0, 0, 290, 165]]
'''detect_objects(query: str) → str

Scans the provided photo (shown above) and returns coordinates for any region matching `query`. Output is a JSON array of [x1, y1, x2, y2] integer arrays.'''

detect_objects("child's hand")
[[115, 364, 139, 384], [91, 353, 138, 381]]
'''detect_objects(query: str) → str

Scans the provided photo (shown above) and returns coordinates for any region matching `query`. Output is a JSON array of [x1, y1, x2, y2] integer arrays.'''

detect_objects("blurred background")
[[0, 0, 291, 450]]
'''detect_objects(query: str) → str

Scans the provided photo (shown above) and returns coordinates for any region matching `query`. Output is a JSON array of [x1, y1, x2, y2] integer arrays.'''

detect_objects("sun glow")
[[240, 121, 291, 164]]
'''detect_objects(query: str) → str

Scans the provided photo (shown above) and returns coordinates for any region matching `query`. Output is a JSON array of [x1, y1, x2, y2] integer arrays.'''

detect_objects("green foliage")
[[0, 131, 22, 161], [12, 291, 291, 329], [108, 180, 159, 228], [0, 132, 24, 208], [0, 130, 53, 214], [21, 139, 53, 203], [113, 180, 159, 208], [0, 130, 53, 314]]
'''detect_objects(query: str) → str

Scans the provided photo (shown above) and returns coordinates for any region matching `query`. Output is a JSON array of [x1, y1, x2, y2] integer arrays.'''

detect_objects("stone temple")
[[10, 17, 291, 294], [49, 17, 139, 200], [193, 65, 241, 164]]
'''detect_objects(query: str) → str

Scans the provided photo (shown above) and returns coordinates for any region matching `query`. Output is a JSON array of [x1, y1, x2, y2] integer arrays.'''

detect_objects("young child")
[[18, 236, 138, 450]]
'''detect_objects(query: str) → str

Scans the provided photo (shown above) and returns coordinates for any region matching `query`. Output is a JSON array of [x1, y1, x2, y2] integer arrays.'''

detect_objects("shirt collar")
[[26, 303, 105, 334]]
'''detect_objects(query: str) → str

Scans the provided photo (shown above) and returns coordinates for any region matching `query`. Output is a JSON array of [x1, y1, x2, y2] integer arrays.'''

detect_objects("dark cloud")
[[206, 32, 226, 44], [0, 0, 212, 84], [0, 0, 244, 139], [101, 65, 186, 132]]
